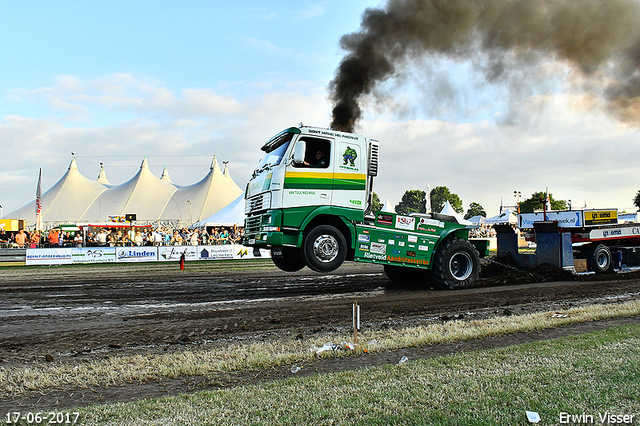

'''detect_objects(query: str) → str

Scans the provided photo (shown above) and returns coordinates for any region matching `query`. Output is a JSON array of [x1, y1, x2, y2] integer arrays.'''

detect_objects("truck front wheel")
[[271, 247, 306, 272], [303, 225, 347, 273], [431, 237, 480, 290], [587, 244, 613, 273]]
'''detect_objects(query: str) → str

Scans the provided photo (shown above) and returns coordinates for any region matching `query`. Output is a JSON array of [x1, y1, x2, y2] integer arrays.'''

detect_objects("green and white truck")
[[243, 125, 484, 289]]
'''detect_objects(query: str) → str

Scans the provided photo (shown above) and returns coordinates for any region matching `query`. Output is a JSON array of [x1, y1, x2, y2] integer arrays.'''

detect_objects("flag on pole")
[[545, 187, 551, 211], [425, 182, 431, 213], [35, 168, 43, 232]]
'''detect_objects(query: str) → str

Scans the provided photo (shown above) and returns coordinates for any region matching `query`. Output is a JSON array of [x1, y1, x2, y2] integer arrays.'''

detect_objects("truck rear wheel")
[[431, 237, 480, 290], [303, 225, 347, 273], [587, 244, 613, 273], [271, 247, 306, 272]]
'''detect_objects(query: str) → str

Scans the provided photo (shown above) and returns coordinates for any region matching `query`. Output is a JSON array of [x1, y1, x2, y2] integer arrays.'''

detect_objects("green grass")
[[73, 323, 640, 425], [4, 300, 640, 396]]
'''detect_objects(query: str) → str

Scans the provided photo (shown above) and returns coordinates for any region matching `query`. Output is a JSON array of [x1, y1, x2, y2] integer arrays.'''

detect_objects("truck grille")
[[245, 192, 271, 215], [245, 215, 262, 233]]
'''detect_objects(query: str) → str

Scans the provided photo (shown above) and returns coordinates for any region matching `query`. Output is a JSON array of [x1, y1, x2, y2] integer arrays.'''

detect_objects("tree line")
[[374, 187, 588, 218]]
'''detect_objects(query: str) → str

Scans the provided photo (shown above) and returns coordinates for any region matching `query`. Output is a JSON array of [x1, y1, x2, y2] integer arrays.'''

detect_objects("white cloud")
[[362, 94, 640, 215], [3, 73, 640, 219], [295, 4, 326, 21]]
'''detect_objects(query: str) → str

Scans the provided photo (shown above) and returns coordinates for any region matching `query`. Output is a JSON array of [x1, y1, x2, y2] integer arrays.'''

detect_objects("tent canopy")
[[467, 215, 486, 225], [7, 156, 243, 227], [485, 209, 517, 224], [439, 201, 474, 226], [193, 194, 245, 227]]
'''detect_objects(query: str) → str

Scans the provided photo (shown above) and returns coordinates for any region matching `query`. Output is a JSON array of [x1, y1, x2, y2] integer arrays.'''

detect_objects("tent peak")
[[160, 166, 172, 183], [210, 156, 219, 170], [97, 162, 110, 185], [140, 157, 149, 169], [69, 157, 78, 171]]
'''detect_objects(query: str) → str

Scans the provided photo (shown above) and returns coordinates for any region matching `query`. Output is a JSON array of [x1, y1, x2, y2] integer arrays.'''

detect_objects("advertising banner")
[[24, 245, 270, 265], [234, 246, 271, 259], [198, 245, 234, 260], [589, 225, 640, 240], [115, 247, 158, 262], [26, 248, 72, 265], [157, 246, 198, 262], [584, 209, 617, 226], [72, 247, 116, 263], [519, 211, 584, 229], [519, 209, 618, 229], [198, 245, 271, 260]]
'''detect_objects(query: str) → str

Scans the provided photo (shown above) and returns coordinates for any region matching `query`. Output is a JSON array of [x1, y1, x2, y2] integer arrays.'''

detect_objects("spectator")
[[14, 229, 28, 248], [48, 229, 59, 247], [211, 227, 221, 244], [152, 229, 163, 246], [95, 229, 108, 246], [190, 230, 199, 246], [29, 231, 41, 248], [115, 231, 124, 246], [107, 231, 117, 247], [219, 227, 230, 244], [134, 231, 143, 246], [73, 232, 83, 247]]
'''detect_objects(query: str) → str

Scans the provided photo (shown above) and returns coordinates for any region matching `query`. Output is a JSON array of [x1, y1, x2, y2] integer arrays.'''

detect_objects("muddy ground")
[[1, 258, 639, 410]]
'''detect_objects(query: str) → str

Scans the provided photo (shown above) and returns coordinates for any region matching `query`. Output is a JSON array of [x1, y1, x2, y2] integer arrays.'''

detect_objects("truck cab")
[[244, 125, 379, 272]]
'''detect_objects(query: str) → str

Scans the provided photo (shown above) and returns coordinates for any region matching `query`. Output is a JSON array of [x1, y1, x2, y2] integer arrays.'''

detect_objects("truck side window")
[[298, 137, 331, 168]]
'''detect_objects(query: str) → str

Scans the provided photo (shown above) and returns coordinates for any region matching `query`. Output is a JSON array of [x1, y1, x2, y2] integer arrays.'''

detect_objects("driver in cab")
[[303, 148, 328, 168]]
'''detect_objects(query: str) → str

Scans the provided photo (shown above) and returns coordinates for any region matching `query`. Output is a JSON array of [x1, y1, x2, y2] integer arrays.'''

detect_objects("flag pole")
[[35, 168, 43, 233]]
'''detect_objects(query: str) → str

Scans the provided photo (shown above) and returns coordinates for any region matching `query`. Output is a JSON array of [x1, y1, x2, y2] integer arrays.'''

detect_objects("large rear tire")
[[271, 247, 305, 272], [303, 225, 347, 273], [431, 237, 480, 290], [587, 244, 613, 273]]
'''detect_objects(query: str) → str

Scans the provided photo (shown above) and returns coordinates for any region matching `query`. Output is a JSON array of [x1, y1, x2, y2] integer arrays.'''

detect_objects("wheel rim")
[[596, 251, 609, 269], [312, 234, 339, 263], [449, 251, 473, 281]]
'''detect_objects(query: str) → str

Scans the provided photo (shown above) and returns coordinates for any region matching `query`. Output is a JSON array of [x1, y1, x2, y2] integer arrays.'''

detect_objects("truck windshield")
[[254, 138, 292, 174]]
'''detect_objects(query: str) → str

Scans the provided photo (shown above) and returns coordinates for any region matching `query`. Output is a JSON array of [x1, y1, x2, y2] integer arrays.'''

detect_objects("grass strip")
[[80, 322, 640, 425], [2, 299, 639, 397]]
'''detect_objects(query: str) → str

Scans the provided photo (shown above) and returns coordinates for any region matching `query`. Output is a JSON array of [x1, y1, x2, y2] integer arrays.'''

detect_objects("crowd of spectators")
[[468, 224, 497, 238], [0, 225, 244, 249]]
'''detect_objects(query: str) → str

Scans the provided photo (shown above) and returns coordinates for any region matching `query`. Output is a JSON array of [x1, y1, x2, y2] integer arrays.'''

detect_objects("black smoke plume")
[[329, 0, 640, 132]]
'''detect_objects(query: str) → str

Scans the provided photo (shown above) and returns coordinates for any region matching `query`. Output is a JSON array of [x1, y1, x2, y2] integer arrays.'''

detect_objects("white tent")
[[9, 158, 108, 224], [161, 158, 243, 223], [194, 194, 245, 227], [96, 163, 112, 186], [7, 155, 244, 227], [381, 199, 393, 212], [80, 158, 178, 222], [485, 209, 517, 224], [439, 201, 474, 225], [467, 215, 486, 225]]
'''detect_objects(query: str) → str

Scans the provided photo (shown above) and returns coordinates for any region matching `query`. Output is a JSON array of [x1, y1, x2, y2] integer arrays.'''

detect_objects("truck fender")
[[295, 206, 357, 247]]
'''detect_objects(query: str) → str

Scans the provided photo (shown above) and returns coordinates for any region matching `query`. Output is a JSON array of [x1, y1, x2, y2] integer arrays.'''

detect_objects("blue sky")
[[2, 0, 640, 218]]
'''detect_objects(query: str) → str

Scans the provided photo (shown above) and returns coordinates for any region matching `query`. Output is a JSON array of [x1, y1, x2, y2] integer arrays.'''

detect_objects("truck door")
[[332, 139, 366, 210], [282, 136, 334, 211]]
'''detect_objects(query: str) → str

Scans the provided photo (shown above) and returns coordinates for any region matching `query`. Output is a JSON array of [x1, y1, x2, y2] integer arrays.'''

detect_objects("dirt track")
[[1, 259, 640, 410]]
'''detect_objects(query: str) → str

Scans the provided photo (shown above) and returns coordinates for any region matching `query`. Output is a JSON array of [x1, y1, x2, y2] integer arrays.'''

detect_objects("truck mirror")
[[293, 141, 306, 164]]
